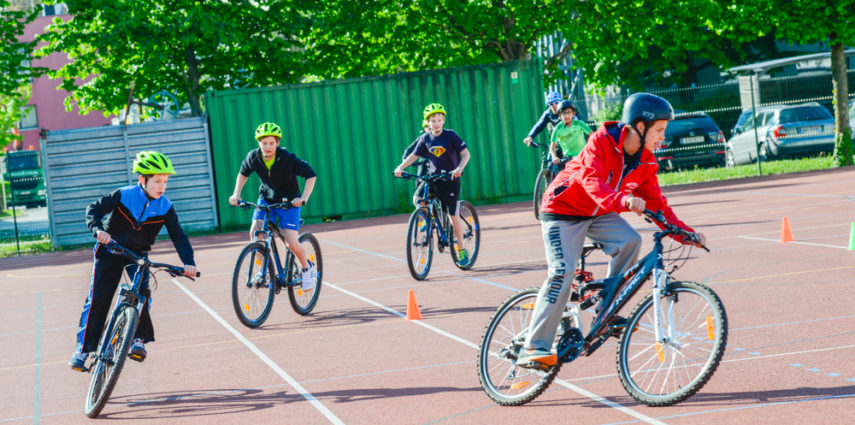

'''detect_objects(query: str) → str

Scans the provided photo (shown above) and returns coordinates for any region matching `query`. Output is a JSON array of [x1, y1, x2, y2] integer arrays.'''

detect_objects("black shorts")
[[432, 179, 461, 216]]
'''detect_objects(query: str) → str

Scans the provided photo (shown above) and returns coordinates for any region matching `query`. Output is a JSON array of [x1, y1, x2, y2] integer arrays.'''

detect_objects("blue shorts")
[[253, 198, 301, 231]]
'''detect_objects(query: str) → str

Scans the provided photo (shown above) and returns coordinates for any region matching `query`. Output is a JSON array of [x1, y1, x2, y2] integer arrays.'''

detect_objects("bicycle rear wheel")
[[477, 287, 561, 406], [451, 200, 480, 270], [616, 280, 728, 406], [533, 169, 549, 220], [232, 242, 275, 328], [288, 233, 323, 315], [406, 207, 433, 280], [84, 305, 138, 418]]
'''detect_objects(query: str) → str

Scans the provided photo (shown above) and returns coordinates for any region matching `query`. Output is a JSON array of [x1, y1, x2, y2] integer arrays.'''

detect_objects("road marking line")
[[170, 278, 345, 425], [601, 393, 855, 425], [323, 239, 519, 291], [33, 292, 42, 425], [324, 280, 667, 425], [711, 263, 855, 284], [738, 235, 848, 249]]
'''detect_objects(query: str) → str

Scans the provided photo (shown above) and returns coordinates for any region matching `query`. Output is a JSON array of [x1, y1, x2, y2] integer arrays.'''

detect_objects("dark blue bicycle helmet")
[[621, 93, 674, 139]]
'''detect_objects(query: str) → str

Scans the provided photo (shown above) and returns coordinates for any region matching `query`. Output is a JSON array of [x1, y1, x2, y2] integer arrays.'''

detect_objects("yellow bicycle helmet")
[[423, 103, 446, 121], [132, 151, 176, 175], [255, 122, 283, 141]]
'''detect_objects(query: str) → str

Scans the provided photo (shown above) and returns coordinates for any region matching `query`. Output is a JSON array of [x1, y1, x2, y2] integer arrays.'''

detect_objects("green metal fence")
[[207, 59, 546, 230]]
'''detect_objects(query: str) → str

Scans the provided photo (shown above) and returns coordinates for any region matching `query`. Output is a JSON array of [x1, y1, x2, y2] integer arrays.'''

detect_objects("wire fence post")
[[750, 73, 762, 176]]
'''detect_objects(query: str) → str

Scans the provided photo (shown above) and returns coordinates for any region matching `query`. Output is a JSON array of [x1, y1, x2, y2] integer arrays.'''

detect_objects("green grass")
[[0, 237, 52, 257], [657, 155, 840, 186], [0, 208, 28, 219]]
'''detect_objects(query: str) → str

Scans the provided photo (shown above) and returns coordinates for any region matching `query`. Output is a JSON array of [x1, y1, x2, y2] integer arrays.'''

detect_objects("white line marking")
[[738, 236, 848, 250], [171, 279, 345, 425], [324, 280, 667, 425]]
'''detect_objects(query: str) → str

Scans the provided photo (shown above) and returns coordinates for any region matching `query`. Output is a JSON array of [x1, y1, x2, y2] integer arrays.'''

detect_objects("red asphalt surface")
[[2, 168, 855, 424]]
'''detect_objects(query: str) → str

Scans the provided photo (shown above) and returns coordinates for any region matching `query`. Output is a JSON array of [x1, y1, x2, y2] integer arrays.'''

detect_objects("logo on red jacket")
[[430, 146, 446, 157], [626, 182, 639, 190]]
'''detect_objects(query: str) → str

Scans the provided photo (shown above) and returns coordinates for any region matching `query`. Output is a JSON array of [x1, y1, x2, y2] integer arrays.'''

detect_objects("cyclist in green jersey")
[[549, 100, 592, 167]]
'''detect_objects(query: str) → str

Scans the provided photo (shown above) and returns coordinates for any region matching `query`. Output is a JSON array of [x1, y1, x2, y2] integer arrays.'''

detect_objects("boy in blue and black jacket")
[[68, 151, 198, 371]]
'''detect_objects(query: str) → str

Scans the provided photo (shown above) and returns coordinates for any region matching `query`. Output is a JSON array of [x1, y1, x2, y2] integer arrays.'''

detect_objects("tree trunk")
[[830, 42, 853, 166], [184, 45, 203, 117]]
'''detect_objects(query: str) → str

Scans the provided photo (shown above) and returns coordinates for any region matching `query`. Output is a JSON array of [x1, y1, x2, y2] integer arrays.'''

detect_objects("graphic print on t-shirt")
[[430, 146, 447, 157]]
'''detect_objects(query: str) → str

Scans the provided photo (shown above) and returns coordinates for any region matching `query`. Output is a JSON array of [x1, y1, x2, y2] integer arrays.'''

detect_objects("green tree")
[[772, 0, 855, 167], [1, 0, 39, 150], [37, 0, 310, 117], [302, 0, 579, 82]]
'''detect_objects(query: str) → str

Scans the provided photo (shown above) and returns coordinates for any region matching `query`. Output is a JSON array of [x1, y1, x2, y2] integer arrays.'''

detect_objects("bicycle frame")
[[241, 200, 303, 288], [95, 259, 149, 363], [564, 210, 702, 356], [411, 174, 454, 247]]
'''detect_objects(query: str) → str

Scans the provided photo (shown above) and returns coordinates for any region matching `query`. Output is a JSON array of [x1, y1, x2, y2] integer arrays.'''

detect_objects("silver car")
[[725, 102, 835, 166]]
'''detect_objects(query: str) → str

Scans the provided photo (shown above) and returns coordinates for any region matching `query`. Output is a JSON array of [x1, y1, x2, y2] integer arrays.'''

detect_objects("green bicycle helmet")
[[255, 122, 283, 141], [423, 103, 446, 121], [132, 151, 176, 175]]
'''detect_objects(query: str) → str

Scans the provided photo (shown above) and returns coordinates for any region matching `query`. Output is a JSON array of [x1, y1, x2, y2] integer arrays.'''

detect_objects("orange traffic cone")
[[781, 217, 795, 243], [406, 289, 422, 320]]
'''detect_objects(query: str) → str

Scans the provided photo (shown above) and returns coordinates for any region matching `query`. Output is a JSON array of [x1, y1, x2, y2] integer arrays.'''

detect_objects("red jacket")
[[540, 121, 694, 241]]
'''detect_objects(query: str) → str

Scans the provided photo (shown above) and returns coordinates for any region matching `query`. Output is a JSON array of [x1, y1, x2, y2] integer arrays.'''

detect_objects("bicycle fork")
[[650, 268, 674, 362]]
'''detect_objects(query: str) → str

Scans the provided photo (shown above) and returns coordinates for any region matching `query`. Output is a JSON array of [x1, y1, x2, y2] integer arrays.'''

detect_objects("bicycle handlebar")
[[235, 199, 295, 211], [642, 209, 709, 252], [102, 241, 201, 279], [397, 172, 453, 182]]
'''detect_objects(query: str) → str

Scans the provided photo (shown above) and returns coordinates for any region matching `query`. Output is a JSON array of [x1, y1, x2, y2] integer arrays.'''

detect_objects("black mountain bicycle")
[[231, 200, 323, 328], [531, 142, 571, 220], [398, 172, 480, 280], [477, 209, 727, 407], [83, 241, 198, 418]]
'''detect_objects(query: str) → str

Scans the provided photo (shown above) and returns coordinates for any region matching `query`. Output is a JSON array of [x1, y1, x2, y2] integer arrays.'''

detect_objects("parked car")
[[654, 112, 726, 171], [725, 102, 835, 167]]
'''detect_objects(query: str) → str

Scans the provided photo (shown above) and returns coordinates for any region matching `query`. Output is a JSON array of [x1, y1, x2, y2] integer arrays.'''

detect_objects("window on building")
[[19, 105, 37, 130], [42, 2, 66, 16]]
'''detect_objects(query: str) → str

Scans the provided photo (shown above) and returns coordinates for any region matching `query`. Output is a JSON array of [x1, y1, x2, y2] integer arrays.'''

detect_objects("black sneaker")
[[129, 338, 147, 362], [608, 316, 628, 339], [516, 348, 557, 369], [68, 352, 89, 372]]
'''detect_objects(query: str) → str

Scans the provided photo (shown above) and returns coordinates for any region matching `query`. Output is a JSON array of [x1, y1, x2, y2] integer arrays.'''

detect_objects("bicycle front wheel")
[[406, 207, 433, 280], [232, 242, 275, 328], [288, 233, 323, 315], [533, 169, 549, 220], [477, 287, 561, 406], [451, 200, 480, 270], [84, 305, 138, 418], [616, 280, 728, 406]]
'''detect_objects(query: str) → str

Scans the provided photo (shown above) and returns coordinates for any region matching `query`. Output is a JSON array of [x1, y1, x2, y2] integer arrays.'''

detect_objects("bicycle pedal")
[[517, 360, 552, 371], [128, 353, 144, 362]]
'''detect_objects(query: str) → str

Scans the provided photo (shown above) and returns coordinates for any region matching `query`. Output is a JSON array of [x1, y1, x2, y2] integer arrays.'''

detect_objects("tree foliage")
[[37, 0, 311, 117], [302, 0, 579, 82], [771, 0, 855, 166], [1, 0, 39, 150]]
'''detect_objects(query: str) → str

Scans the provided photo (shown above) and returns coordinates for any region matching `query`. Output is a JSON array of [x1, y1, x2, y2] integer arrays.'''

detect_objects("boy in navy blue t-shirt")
[[394, 103, 472, 264]]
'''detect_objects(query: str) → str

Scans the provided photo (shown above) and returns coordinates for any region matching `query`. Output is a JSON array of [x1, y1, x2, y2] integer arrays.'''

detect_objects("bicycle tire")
[[232, 242, 276, 328], [406, 207, 433, 280], [84, 305, 138, 418], [477, 287, 561, 406], [288, 233, 323, 315], [533, 169, 549, 220], [451, 200, 480, 270], [616, 280, 728, 406]]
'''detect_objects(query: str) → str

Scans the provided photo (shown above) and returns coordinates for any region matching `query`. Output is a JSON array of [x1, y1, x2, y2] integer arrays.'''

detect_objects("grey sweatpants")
[[524, 213, 642, 351]]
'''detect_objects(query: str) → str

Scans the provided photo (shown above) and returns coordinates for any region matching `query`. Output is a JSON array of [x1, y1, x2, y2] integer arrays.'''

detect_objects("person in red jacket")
[[517, 93, 707, 369]]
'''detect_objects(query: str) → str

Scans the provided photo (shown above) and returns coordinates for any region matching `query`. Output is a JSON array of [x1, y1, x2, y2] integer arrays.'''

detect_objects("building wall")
[[16, 14, 111, 152]]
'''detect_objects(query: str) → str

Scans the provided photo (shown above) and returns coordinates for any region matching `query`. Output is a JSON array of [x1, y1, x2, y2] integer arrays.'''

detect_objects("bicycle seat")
[[581, 242, 603, 256]]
